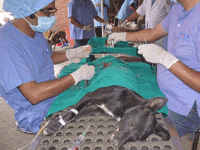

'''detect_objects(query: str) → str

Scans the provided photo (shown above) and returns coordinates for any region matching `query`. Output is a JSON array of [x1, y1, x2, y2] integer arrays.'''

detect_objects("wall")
[[52, 0, 70, 32], [0, 0, 4, 12]]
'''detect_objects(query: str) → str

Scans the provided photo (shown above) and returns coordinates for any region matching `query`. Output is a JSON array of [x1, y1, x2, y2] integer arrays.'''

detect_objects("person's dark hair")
[[130, 3, 136, 9], [0, 23, 3, 27], [29, 14, 35, 19]]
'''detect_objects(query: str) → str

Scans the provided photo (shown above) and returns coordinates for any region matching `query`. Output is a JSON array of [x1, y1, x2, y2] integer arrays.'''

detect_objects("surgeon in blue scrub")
[[68, 0, 108, 47], [108, 0, 200, 146], [117, 0, 137, 24], [0, 0, 95, 134]]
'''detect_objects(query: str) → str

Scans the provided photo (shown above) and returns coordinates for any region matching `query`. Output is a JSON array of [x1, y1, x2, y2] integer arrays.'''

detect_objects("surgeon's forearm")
[[18, 75, 75, 105], [126, 11, 139, 22], [94, 16, 107, 24], [51, 51, 68, 64], [69, 17, 84, 29], [112, 27, 135, 32], [125, 23, 168, 42], [169, 61, 200, 93], [126, 28, 153, 42]]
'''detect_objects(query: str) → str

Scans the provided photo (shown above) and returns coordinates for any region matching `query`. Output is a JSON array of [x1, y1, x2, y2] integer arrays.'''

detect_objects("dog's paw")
[[43, 110, 78, 136], [43, 116, 63, 136]]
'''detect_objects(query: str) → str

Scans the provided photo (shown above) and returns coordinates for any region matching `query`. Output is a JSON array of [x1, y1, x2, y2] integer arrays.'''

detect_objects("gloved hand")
[[120, 20, 128, 28], [105, 24, 114, 30], [66, 45, 92, 60], [83, 24, 93, 32], [138, 44, 179, 69], [127, 22, 137, 30], [107, 32, 127, 45], [71, 64, 95, 85]]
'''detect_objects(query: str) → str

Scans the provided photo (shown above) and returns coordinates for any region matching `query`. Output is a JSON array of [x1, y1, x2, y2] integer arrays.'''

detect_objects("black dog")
[[43, 86, 170, 148]]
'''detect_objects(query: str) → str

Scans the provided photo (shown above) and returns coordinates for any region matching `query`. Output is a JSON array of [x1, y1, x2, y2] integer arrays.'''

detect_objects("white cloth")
[[136, 0, 170, 47]]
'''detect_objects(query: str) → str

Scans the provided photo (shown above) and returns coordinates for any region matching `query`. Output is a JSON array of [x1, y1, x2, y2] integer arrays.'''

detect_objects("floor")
[[0, 46, 198, 150]]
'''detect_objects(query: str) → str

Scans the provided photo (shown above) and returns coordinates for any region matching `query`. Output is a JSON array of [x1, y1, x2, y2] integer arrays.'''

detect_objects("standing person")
[[0, 0, 95, 134], [120, 0, 171, 47], [117, 0, 137, 24], [108, 0, 200, 148], [68, 0, 108, 47], [91, 0, 110, 37]]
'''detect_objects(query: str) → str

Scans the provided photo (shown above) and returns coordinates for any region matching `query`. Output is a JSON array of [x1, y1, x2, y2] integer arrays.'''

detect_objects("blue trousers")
[[74, 39, 90, 48], [169, 101, 200, 138]]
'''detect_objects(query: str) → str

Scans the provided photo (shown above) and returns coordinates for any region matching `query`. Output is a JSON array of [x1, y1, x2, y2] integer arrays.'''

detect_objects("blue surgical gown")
[[0, 21, 56, 133], [158, 3, 200, 116], [68, 0, 98, 40], [117, 0, 137, 21], [91, 0, 110, 27]]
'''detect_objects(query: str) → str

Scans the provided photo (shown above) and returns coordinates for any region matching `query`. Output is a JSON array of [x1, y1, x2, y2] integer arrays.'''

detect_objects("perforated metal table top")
[[33, 111, 183, 150]]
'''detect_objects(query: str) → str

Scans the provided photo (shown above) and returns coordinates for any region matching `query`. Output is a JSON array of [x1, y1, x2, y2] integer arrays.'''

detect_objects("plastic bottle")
[[114, 17, 118, 27]]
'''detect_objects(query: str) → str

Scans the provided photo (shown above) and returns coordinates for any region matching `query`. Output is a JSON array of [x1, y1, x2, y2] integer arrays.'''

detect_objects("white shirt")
[[136, 0, 170, 47]]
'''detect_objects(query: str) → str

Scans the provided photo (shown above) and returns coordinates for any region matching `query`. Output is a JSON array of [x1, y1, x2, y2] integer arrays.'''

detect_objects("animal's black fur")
[[43, 86, 170, 148]]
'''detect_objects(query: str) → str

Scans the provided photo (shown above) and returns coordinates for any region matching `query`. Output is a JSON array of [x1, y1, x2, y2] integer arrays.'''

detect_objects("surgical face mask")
[[22, 5, 56, 33], [170, 0, 177, 3], [24, 15, 56, 33]]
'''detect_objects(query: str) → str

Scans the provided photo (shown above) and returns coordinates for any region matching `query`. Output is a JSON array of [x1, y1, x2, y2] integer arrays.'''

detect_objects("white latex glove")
[[54, 58, 80, 78], [127, 22, 137, 29], [83, 24, 93, 31], [105, 24, 114, 30], [108, 32, 127, 45], [138, 44, 179, 69], [66, 45, 92, 60], [71, 64, 95, 85], [120, 20, 128, 28]]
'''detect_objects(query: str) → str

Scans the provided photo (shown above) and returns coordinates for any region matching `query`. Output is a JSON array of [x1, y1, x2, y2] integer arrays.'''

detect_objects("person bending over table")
[[108, 0, 200, 148], [120, 0, 171, 47], [0, 0, 95, 134], [117, 0, 137, 25]]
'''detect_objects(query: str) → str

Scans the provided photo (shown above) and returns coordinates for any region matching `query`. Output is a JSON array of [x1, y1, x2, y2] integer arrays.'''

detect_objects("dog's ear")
[[139, 97, 168, 113], [154, 123, 170, 141]]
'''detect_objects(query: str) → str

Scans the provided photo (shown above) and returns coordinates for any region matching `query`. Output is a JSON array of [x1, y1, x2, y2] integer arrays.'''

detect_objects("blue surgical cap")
[[3, 0, 55, 19]]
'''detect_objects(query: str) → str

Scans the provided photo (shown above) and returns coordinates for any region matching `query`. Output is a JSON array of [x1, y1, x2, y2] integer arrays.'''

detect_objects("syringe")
[[69, 125, 90, 150]]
